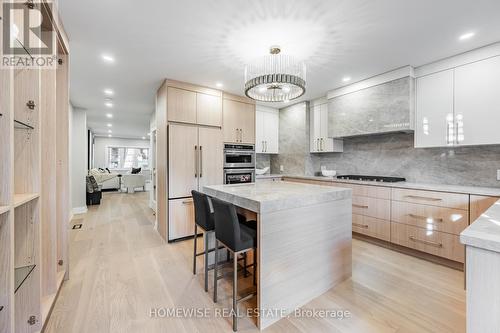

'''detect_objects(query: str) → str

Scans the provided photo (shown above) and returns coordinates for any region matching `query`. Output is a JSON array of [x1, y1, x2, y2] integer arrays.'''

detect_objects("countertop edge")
[[281, 175, 500, 197], [460, 199, 500, 253]]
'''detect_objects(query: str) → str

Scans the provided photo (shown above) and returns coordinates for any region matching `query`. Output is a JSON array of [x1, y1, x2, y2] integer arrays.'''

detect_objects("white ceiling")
[[59, 0, 500, 139]]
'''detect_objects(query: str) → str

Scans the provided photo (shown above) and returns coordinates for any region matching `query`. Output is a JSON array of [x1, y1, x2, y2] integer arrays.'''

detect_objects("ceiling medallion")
[[244, 46, 306, 102]]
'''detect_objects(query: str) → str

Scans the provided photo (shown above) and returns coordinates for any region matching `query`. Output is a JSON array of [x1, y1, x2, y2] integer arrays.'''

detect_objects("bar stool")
[[191, 190, 250, 292], [212, 198, 257, 332]]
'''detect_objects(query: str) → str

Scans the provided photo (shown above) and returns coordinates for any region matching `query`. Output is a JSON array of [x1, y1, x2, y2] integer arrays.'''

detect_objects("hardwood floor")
[[45, 191, 465, 333]]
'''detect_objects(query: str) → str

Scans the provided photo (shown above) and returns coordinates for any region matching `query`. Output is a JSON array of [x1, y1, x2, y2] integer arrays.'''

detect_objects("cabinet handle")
[[353, 204, 369, 209], [408, 214, 443, 223], [194, 146, 198, 178], [353, 223, 369, 229], [409, 236, 443, 248], [321, 138, 324, 151], [199, 146, 203, 178], [265, 141, 267, 152], [26, 100, 35, 110], [240, 129, 243, 142], [405, 195, 442, 202], [182, 199, 194, 205], [455, 121, 459, 145]]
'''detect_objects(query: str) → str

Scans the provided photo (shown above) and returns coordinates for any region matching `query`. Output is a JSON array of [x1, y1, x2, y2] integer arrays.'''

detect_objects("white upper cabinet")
[[454, 56, 500, 146], [310, 102, 343, 153], [415, 69, 454, 148], [255, 106, 279, 154], [415, 55, 500, 148]]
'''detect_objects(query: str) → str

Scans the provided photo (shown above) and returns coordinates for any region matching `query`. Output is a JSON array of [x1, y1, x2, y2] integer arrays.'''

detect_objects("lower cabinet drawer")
[[169, 198, 195, 241], [390, 223, 464, 263], [391, 201, 468, 235], [352, 214, 390, 242], [352, 196, 391, 220]]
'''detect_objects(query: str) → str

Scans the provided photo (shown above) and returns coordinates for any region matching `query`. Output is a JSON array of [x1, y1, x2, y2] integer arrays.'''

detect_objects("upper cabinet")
[[223, 94, 255, 144], [415, 55, 500, 148], [310, 101, 343, 153], [256, 106, 279, 154], [327, 76, 414, 138], [167, 84, 222, 127], [415, 70, 455, 148]]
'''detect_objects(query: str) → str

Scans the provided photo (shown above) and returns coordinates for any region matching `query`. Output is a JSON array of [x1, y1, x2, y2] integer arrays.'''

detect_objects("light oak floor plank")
[[45, 191, 465, 333]]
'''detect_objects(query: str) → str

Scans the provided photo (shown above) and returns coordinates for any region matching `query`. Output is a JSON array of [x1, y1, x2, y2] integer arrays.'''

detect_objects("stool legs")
[[233, 252, 238, 332], [243, 253, 248, 277], [213, 240, 219, 303], [193, 224, 198, 275], [204, 232, 209, 292]]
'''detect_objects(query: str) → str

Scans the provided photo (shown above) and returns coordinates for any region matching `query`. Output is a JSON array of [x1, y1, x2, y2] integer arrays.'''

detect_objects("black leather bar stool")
[[212, 197, 257, 332], [192, 190, 251, 292]]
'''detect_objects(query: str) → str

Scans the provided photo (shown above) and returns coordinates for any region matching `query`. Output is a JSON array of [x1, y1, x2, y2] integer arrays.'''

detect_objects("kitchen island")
[[203, 181, 352, 329]]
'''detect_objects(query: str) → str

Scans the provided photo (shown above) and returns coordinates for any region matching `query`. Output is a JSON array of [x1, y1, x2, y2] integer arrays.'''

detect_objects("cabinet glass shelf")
[[14, 264, 36, 293]]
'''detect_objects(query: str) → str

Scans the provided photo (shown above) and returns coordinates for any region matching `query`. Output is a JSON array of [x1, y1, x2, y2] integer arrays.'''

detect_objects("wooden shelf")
[[13, 193, 40, 208], [0, 206, 10, 215], [41, 270, 66, 324]]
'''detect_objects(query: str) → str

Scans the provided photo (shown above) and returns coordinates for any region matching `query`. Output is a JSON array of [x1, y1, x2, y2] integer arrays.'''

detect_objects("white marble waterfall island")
[[203, 181, 352, 329]]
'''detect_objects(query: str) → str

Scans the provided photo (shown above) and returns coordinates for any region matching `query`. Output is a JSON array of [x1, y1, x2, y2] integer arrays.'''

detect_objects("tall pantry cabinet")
[[156, 81, 224, 241], [0, 1, 70, 332]]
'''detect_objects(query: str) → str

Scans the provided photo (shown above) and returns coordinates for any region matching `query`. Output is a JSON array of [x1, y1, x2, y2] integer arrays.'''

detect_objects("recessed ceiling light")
[[101, 54, 115, 63], [105, 102, 113, 108], [459, 32, 475, 41], [142, 136, 146, 140], [107, 123, 112, 127], [216, 82, 223, 88], [147, 133, 151, 136], [342, 77, 351, 82], [108, 130, 112, 133], [108, 134, 112, 137], [106, 113, 113, 118], [104, 89, 114, 95]]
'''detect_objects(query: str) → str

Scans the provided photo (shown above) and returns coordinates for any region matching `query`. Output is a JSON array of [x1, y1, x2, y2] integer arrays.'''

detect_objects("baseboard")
[[72, 206, 88, 215]]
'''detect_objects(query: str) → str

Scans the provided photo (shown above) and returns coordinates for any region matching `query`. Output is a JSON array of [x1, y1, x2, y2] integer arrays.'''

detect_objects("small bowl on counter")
[[321, 169, 337, 177], [256, 167, 270, 175]]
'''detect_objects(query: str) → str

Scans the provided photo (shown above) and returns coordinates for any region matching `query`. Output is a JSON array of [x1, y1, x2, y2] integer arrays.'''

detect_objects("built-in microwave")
[[224, 168, 255, 184], [223, 144, 255, 169]]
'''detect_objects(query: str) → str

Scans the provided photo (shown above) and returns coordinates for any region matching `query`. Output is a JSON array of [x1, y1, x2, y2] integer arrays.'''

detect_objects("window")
[[107, 147, 149, 169]]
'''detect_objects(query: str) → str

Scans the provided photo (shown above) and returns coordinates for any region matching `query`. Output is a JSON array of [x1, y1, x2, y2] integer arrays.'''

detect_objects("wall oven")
[[223, 144, 255, 169], [224, 168, 255, 184]]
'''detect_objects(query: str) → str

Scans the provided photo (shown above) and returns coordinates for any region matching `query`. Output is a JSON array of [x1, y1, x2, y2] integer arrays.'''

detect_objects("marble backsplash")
[[268, 102, 500, 188]]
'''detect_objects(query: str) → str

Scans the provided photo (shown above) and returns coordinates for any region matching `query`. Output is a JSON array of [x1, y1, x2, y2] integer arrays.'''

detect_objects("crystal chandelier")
[[244, 46, 306, 102]]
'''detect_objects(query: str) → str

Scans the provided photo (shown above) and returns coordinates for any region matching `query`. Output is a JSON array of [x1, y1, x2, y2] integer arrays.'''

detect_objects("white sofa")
[[122, 174, 146, 193], [88, 168, 120, 190]]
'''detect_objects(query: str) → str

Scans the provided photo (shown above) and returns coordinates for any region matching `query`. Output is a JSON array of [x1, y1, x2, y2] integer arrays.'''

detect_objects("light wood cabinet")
[[391, 201, 468, 235], [168, 124, 198, 198], [167, 87, 197, 124], [168, 198, 195, 240], [196, 93, 222, 127], [392, 188, 469, 210], [198, 127, 223, 189], [470, 195, 499, 223], [352, 196, 391, 221], [256, 106, 279, 154], [352, 214, 390, 242], [391, 223, 464, 263], [223, 97, 255, 144]]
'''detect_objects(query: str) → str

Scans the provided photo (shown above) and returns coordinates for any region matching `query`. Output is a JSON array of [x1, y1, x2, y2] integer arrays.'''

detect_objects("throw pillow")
[[131, 167, 141, 174]]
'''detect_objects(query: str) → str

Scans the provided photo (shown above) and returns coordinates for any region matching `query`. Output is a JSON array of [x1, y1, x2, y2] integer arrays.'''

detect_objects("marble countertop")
[[256, 174, 283, 179], [203, 181, 351, 213], [281, 175, 500, 197], [461, 199, 500, 253]]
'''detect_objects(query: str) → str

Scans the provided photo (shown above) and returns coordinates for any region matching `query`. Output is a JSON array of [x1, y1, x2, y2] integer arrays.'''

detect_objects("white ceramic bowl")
[[321, 169, 337, 177], [255, 167, 270, 175]]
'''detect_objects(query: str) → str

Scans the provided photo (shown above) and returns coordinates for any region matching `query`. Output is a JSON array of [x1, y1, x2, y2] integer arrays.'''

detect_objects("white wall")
[[70, 105, 88, 214], [93, 137, 150, 169]]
